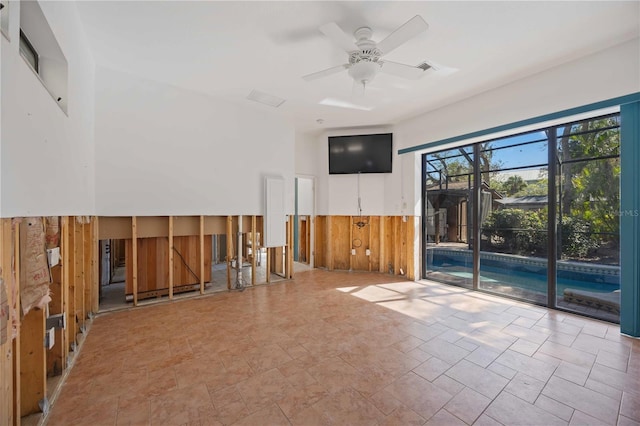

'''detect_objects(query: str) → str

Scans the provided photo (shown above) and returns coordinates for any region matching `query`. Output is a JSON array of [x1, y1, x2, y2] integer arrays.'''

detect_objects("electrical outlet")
[[351, 249, 356, 255], [365, 249, 371, 256], [44, 328, 55, 350]]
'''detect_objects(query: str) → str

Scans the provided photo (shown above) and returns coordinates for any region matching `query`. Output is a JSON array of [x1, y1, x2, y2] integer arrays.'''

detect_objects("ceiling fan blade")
[[380, 61, 424, 80], [302, 64, 350, 82], [377, 15, 428, 55], [424, 60, 459, 76], [319, 22, 359, 52]]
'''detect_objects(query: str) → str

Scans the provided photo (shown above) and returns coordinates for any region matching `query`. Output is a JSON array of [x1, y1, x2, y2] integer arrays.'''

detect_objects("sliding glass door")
[[424, 146, 474, 288], [422, 113, 621, 323], [478, 133, 550, 304]]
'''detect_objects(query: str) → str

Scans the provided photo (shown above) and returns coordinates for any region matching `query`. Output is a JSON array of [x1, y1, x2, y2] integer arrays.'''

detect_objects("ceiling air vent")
[[416, 62, 432, 71], [246, 90, 285, 108]]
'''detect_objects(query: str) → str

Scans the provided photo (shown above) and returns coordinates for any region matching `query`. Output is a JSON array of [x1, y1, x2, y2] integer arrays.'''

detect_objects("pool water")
[[426, 250, 620, 296]]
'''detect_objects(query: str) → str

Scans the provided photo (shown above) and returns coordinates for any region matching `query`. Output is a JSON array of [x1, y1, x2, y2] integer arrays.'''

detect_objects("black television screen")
[[328, 133, 393, 174]]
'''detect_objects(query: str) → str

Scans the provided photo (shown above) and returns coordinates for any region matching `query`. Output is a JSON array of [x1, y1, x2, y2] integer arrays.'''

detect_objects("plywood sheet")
[[174, 216, 199, 237], [98, 217, 132, 239], [314, 216, 326, 268], [352, 219, 370, 271], [330, 216, 351, 270], [137, 217, 169, 238], [126, 236, 211, 298]]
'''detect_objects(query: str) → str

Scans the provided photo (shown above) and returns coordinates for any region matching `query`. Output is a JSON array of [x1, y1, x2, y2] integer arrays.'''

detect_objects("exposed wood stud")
[[251, 216, 256, 286], [13, 220, 22, 424], [132, 216, 138, 306], [199, 216, 205, 295], [327, 216, 333, 271], [266, 248, 271, 284], [226, 216, 232, 290], [61, 217, 70, 365], [349, 216, 354, 271], [168, 216, 174, 299], [19, 221, 47, 417], [92, 217, 99, 314]]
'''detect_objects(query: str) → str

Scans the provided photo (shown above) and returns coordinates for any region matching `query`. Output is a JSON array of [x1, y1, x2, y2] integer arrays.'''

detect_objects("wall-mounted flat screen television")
[[328, 133, 393, 174]]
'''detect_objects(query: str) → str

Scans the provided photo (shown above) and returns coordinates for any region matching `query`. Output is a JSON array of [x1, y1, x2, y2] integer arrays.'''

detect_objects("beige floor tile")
[[313, 387, 385, 425], [413, 356, 452, 381], [621, 392, 640, 423], [485, 392, 566, 425], [504, 372, 545, 403], [538, 340, 596, 369], [425, 409, 467, 425], [444, 386, 492, 424], [542, 376, 619, 424], [384, 372, 454, 420], [45, 270, 631, 426], [445, 360, 509, 399], [553, 360, 590, 386], [534, 394, 574, 422], [494, 349, 556, 382]]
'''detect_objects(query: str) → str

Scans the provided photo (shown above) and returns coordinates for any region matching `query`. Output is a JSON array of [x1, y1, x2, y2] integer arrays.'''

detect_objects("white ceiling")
[[75, 1, 639, 133]]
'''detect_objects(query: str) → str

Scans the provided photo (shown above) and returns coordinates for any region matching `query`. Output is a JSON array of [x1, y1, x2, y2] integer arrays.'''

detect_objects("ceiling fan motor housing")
[[348, 27, 382, 84]]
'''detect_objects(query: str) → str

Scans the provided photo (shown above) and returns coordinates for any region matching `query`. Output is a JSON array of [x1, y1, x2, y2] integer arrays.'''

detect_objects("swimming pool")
[[425, 247, 620, 296]]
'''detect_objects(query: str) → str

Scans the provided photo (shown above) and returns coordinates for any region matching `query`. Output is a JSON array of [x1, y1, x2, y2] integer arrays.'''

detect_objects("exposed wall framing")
[[0, 216, 98, 425], [314, 215, 419, 280]]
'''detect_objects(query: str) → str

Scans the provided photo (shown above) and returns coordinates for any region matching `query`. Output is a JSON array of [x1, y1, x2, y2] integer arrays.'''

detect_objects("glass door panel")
[[478, 134, 549, 304], [424, 146, 474, 289], [555, 115, 621, 322]]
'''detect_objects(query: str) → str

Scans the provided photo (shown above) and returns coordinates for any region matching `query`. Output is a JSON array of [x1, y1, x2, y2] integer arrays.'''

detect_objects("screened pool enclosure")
[[423, 113, 621, 322]]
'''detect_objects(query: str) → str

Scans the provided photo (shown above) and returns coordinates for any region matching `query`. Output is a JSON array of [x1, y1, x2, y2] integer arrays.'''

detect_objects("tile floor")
[[46, 270, 640, 425]]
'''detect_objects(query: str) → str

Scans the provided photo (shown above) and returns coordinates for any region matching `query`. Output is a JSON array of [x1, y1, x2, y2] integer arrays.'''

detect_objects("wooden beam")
[[226, 216, 232, 290], [168, 216, 174, 300], [13, 220, 22, 425], [132, 217, 138, 306], [19, 308, 46, 417], [74, 218, 84, 332], [0, 220, 16, 426], [92, 217, 99, 314], [199, 216, 205, 295], [327, 216, 333, 271], [266, 248, 271, 284], [379, 217, 385, 273], [61, 217, 70, 365], [368, 219, 372, 272], [251, 216, 256, 286], [407, 216, 416, 280], [83, 220, 92, 319], [349, 216, 354, 271], [67, 219, 77, 350], [394, 217, 401, 275], [19, 221, 46, 417]]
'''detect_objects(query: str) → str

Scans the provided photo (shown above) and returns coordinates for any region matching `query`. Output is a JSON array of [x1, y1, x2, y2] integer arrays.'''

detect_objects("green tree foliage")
[[513, 179, 548, 197], [496, 175, 528, 196], [557, 116, 620, 239], [481, 209, 547, 255], [482, 209, 597, 258]]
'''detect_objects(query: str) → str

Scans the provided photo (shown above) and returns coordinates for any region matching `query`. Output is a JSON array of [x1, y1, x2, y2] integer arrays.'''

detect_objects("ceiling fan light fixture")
[[348, 61, 380, 85]]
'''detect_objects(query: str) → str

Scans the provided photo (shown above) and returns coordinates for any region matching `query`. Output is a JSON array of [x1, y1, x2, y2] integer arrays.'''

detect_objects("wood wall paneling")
[[331, 216, 351, 271], [314, 216, 326, 268], [369, 217, 380, 272], [352, 219, 370, 271], [97, 217, 132, 240]]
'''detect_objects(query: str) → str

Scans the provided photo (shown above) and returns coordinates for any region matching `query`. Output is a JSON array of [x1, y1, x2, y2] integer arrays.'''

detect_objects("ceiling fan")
[[303, 15, 436, 89]]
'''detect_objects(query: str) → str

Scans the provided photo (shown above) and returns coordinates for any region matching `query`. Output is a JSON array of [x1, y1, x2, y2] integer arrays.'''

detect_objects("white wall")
[[299, 126, 403, 216], [297, 39, 639, 219], [297, 177, 314, 216], [394, 38, 640, 210], [94, 67, 295, 216], [1, 1, 95, 217]]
